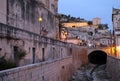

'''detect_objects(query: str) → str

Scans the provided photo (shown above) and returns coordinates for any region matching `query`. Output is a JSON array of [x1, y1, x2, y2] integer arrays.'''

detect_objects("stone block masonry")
[[106, 56, 120, 81], [0, 57, 67, 81], [0, 0, 89, 80], [0, 55, 88, 81], [0, 22, 88, 81]]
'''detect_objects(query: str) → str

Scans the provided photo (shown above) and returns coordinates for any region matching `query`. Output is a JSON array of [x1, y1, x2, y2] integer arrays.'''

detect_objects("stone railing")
[[0, 57, 73, 81], [0, 51, 88, 81]]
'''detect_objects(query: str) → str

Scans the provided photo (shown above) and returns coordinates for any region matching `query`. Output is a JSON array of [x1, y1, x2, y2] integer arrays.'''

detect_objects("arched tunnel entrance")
[[71, 50, 111, 81], [88, 50, 107, 65]]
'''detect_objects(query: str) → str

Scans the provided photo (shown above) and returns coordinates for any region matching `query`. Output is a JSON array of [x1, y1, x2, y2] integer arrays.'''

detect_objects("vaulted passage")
[[88, 50, 107, 65]]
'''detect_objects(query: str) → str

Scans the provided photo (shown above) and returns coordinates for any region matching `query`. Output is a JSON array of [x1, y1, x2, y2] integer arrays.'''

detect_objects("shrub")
[[0, 48, 26, 71], [17, 48, 26, 60], [0, 58, 16, 71]]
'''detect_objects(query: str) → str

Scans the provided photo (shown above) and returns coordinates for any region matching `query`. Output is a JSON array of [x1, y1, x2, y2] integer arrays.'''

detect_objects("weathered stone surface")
[[0, 52, 88, 81], [106, 56, 120, 81], [71, 64, 111, 81]]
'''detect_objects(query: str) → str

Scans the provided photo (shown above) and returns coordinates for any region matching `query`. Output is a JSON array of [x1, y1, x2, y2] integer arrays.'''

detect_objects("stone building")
[[112, 8, 120, 58], [0, 0, 60, 66], [0, 0, 58, 38], [62, 22, 88, 28], [92, 17, 101, 27]]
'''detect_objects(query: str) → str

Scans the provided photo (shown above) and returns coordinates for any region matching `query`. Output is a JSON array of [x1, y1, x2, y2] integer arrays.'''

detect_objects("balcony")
[[0, 23, 68, 47], [0, 23, 19, 39]]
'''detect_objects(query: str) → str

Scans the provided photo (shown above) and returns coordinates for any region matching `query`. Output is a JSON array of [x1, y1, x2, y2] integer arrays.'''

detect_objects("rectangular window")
[[32, 48, 36, 64], [42, 48, 45, 61], [14, 46, 18, 66], [46, 0, 49, 8], [0, 48, 2, 51], [70, 48, 72, 55], [61, 48, 63, 58], [52, 47, 55, 59]]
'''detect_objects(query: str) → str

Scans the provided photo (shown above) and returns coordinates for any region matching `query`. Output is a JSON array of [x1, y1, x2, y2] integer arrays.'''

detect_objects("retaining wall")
[[0, 57, 71, 81], [0, 48, 88, 81], [106, 56, 120, 81]]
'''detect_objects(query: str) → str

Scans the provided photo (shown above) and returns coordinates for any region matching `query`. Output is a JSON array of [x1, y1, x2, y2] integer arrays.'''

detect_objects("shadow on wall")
[[88, 50, 107, 65]]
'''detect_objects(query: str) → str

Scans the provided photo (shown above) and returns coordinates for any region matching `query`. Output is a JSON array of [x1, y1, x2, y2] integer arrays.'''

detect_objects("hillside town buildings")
[[59, 14, 111, 47], [92, 17, 101, 28], [62, 22, 88, 28], [0, 0, 113, 68]]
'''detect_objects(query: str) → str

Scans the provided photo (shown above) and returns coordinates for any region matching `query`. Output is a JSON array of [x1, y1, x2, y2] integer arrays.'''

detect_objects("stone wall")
[[106, 56, 120, 81], [0, 23, 71, 66], [0, 48, 88, 81], [0, 0, 7, 24], [0, 57, 70, 81], [72, 46, 88, 70], [0, 22, 88, 81], [6, 0, 58, 38]]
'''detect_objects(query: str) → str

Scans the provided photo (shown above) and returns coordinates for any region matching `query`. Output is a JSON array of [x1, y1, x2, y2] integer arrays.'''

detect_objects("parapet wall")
[[0, 48, 88, 81], [0, 57, 71, 81]]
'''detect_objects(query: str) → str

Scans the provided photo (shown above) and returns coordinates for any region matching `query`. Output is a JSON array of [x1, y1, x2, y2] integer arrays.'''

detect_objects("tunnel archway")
[[88, 50, 107, 65]]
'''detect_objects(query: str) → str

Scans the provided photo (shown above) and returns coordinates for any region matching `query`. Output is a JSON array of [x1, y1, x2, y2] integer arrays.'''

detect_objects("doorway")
[[32, 48, 36, 64], [14, 46, 18, 66]]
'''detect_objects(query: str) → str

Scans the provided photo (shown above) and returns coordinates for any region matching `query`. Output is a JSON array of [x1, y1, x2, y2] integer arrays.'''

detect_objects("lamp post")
[[38, 17, 43, 35]]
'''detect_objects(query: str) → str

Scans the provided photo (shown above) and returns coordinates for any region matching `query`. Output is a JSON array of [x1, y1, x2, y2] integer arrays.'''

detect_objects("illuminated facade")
[[112, 8, 120, 58], [62, 22, 88, 28]]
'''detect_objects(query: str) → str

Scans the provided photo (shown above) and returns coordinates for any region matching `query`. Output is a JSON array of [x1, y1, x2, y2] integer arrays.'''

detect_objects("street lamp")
[[38, 17, 43, 35]]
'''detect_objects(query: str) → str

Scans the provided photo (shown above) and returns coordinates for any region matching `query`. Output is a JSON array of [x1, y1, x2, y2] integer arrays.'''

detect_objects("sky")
[[58, 0, 120, 30]]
